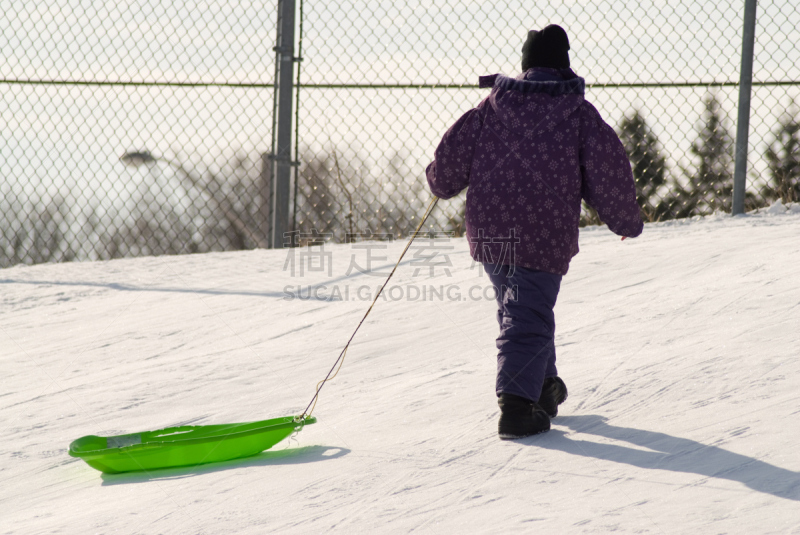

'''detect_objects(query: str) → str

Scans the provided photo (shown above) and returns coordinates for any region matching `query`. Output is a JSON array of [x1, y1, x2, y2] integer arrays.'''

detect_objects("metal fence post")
[[260, 152, 273, 247], [732, 0, 758, 215], [272, 0, 296, 247]]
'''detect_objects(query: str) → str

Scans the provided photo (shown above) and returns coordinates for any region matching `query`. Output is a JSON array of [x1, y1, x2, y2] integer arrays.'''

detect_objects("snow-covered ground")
[[2, 205, 800, 534]]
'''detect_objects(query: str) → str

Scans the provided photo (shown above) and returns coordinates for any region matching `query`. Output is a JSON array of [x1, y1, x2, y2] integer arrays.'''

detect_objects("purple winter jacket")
[[426, 67, 643, 275]]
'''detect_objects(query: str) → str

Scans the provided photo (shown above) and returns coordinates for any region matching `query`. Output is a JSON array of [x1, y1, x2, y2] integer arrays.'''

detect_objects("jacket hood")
[[478, 68, 586, 138]]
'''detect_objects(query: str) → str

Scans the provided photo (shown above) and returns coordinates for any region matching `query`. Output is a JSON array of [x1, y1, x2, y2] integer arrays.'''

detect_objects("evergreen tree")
[[765, 106, 800, 204], [618, 110, 668, 221], [671, 93, 734, 218]]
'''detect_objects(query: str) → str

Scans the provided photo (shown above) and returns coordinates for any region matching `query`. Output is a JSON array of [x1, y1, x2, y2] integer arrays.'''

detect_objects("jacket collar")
[[479, 68, 585, 96]]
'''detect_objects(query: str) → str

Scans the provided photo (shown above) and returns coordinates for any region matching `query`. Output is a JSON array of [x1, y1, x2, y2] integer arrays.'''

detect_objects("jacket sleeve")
[[579, 104, 644, 237], [425, 97, 490, 200]]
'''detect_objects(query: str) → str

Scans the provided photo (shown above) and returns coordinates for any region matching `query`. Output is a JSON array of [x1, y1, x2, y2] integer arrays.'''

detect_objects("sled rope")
[[299, 196, 440, 420]]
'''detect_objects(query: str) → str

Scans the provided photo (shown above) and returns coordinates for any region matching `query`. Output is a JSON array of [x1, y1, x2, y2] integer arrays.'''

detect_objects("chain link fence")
[[296, 0, 800, 238], [1, 1, 278, 266], [2, 1, 799, 267]]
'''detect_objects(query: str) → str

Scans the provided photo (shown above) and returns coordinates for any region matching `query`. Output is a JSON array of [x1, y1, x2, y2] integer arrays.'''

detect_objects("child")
[[426, 25, 643, 439]]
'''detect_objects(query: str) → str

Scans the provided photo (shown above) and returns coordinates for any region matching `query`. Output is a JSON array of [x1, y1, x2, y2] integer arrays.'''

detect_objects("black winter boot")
[[537, 376, 568, 418], [498, 393, 550, 439]]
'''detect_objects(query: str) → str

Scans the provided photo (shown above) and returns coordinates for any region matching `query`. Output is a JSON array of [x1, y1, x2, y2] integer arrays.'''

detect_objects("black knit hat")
[[521, 24, 570, 71]]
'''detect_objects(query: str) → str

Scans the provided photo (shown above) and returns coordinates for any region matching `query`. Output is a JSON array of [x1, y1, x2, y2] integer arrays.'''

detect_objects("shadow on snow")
[[0, 257, 416, 301], [99, 445, 350, 486], [525, 414, 800, 501]]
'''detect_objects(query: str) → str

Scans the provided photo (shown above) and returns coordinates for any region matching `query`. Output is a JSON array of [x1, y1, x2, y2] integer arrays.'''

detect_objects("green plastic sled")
[[68, 415, 316, 474]]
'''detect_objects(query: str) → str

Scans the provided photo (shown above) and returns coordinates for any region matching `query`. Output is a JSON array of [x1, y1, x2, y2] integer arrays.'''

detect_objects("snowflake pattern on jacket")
[[426, 67, 644, 275]]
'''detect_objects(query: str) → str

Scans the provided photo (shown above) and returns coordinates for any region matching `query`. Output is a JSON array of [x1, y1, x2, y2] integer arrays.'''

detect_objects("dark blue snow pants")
[[484, 263, 562, 402]]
